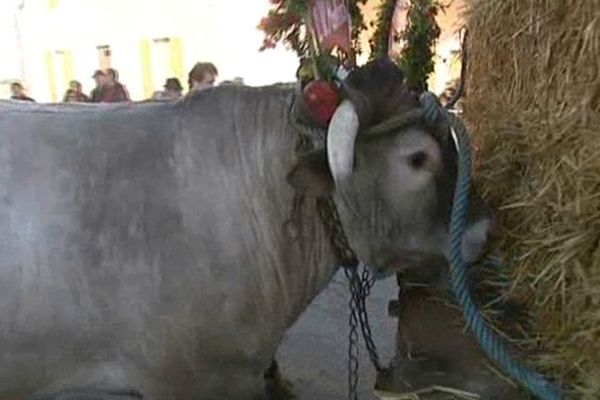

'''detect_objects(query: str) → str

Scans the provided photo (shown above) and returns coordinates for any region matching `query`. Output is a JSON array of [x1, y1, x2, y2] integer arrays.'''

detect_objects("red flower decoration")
[[302, 80, 341, 126], [258, 17, 270, 30]]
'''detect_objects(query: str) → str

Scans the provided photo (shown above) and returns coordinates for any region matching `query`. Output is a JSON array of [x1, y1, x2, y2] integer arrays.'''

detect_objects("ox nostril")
[[408, 151, 428, 169]]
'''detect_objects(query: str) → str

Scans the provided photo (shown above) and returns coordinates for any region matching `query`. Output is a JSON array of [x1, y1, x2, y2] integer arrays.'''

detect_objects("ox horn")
[[326, 100, 360, 186]]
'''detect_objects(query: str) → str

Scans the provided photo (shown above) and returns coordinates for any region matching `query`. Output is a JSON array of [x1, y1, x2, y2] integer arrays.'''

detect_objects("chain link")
[[316, 197, 359, 268], [357, 267, 381, 371], [317, 197, 381, 400], [345, 267, 361, 400], [289, 98, 381, 400]]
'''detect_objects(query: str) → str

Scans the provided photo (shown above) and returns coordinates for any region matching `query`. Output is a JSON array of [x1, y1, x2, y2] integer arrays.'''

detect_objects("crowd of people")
[[7, 61, 240, 104]]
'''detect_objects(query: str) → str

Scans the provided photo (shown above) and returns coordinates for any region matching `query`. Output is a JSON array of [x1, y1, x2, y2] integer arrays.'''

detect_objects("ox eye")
[[408, 151, 427, 169]]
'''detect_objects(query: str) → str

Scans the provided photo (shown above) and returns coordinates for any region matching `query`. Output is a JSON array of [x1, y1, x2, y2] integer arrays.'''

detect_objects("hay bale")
[[463, 0, 600, 397]]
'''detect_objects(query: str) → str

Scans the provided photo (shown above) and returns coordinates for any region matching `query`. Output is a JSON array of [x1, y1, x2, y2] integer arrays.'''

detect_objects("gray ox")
[[0, 60, 491, 399]]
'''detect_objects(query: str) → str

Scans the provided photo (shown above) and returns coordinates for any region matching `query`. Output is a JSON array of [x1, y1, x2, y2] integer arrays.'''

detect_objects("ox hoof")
[[374, 357, 525, 400]]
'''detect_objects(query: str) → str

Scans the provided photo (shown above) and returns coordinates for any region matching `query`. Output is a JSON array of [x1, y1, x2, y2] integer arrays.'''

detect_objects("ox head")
[[288, 58, 493, 278]]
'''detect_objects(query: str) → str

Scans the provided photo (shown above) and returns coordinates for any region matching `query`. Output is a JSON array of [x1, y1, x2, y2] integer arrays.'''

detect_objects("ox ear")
[[286, 150, 334, 197]]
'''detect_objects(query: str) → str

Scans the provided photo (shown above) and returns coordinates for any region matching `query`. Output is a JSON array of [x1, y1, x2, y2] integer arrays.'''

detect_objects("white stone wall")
[[1, 0, 299, 102]]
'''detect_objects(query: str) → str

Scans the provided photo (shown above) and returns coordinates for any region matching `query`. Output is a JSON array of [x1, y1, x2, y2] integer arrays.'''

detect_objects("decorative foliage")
[[258, 0, 367, 81], [296, 53, 342, 82], [347, 0, 369, 57], [368, 0, 398, 61], [396, 0, 442, 92], [257, 2, 306, 55], [258, 0, 442, 91]]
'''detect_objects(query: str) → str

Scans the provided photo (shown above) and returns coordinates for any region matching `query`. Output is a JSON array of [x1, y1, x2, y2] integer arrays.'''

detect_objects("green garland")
[[396, 0, 442, 92], [368, 0, 398, 61], [348, 0, 369, 57]]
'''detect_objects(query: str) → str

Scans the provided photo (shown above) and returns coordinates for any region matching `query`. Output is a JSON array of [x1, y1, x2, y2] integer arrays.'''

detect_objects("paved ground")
[[277, 270, 399, 400]]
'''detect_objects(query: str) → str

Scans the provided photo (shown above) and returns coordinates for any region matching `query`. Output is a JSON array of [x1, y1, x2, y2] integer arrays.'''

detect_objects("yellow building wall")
[[170, 38, 185, 85], [45, 52, 56, 101], [13, 0, 463, 101], [13, 0, 299, 102], [139, 39, 153, 99], [62, 50, 74, 84]]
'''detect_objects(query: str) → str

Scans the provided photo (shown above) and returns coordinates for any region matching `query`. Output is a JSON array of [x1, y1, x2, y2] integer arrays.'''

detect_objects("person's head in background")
[[69, 80, 83, 93], [92, 70, 107, 87], [10, 82, 26, 97], [188, 62, 218, 91], [9, 82, 34, 101], [106, 68, 120, 85], [163, 77, 183, 99]]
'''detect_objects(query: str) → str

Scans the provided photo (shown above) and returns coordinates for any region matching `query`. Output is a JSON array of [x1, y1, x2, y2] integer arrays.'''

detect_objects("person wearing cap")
[[151, 77, 184, 101], [90, 70, 107, 103]]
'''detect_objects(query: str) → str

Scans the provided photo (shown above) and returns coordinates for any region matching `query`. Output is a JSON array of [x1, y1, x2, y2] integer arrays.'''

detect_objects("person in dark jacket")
[[95, 68, 130, 103], [90, 70, 106, 103]]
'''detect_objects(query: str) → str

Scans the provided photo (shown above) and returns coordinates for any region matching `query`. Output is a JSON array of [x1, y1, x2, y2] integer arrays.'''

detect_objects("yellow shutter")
[[169, 37, 185, 84], [46, 51, 57, 102], [63, 50, 74, 84], [140, 39, 153, 99]]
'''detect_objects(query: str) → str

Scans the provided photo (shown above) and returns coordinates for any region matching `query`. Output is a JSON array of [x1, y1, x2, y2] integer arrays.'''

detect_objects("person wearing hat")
[[90, 70, 106, 103], [151, 77, 184, 101]]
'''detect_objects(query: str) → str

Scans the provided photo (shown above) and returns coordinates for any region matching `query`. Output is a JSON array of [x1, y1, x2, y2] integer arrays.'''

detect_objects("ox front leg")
[[376, 286, 525, 399]]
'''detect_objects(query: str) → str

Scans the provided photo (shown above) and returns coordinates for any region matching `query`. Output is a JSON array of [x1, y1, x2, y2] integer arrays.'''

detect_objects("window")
[[140, 37, 184, 98], [151, 38, 171, 91], [45, 49, 74, 101], [53, 50, 69, 96]]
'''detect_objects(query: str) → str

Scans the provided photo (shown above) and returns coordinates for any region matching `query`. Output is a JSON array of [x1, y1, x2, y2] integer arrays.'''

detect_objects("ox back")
[[0, 86, 336, 399]]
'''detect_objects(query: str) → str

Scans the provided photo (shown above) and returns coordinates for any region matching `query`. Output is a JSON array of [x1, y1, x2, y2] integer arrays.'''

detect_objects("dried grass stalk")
[[463, 0, 600, 397]]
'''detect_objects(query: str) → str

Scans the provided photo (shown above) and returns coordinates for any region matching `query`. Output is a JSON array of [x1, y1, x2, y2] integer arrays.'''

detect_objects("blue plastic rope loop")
[[419, 92, 445, 126], [419, 94, 565, 400]]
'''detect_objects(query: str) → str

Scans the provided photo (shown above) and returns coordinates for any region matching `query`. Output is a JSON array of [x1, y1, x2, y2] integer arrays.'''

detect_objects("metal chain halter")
[[289, 93, 382, 400]]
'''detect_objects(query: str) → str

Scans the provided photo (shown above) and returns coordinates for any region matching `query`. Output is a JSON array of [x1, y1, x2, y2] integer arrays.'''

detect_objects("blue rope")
[[420, 92, 564, 400]]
